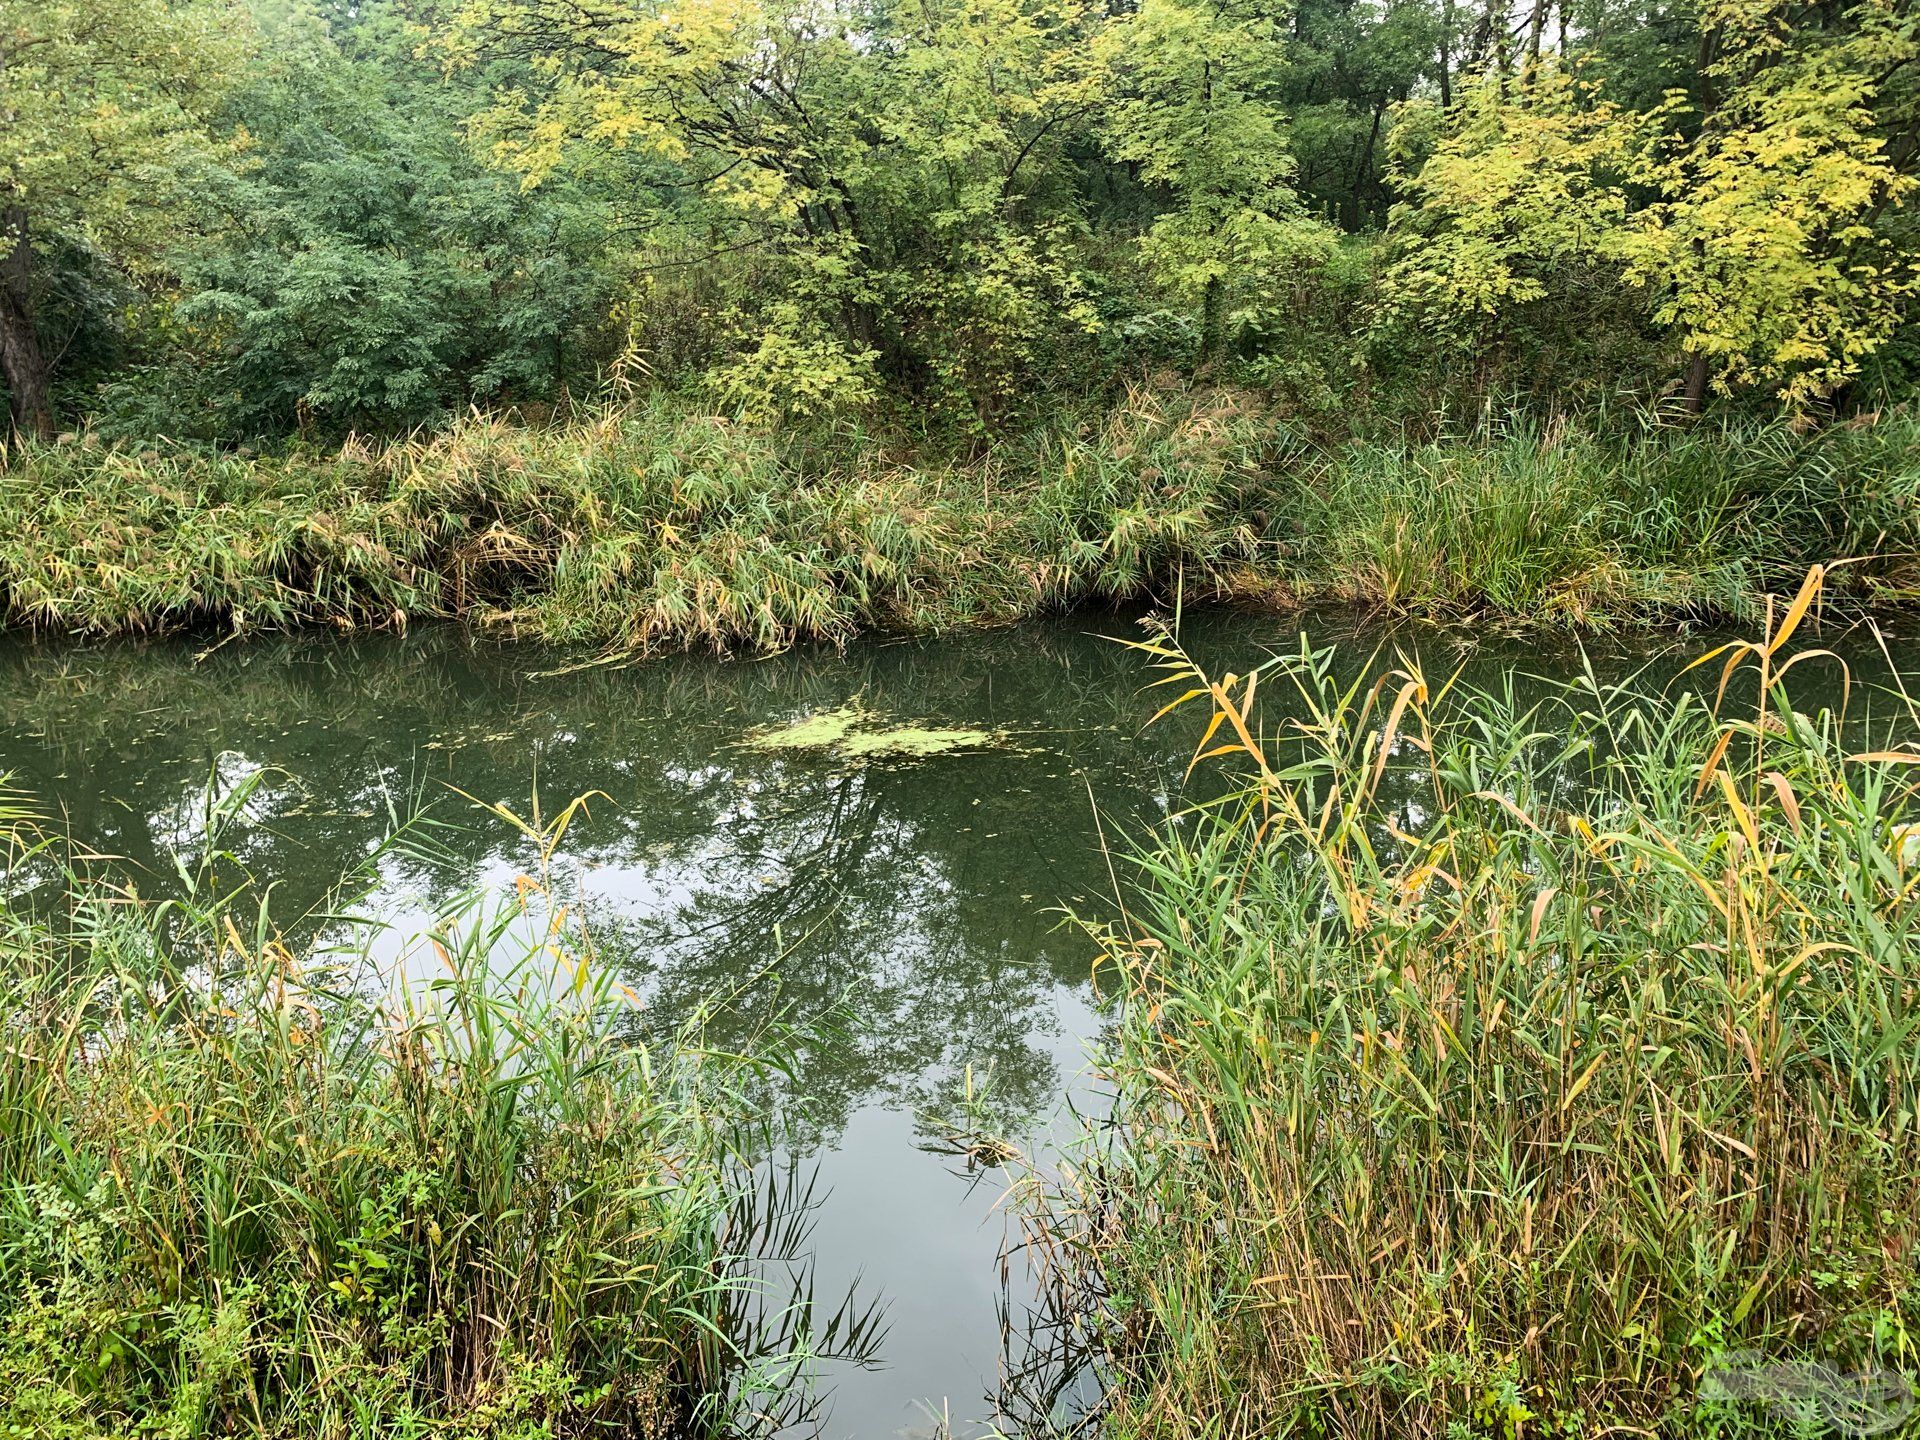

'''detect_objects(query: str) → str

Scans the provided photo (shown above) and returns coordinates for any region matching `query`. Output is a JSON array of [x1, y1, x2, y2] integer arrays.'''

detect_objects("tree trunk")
[[0, 205, 54, 442], [1351, 97, 1388, 227], [1682, 352, 1709, 415], [1526, 0, 1548, 67]]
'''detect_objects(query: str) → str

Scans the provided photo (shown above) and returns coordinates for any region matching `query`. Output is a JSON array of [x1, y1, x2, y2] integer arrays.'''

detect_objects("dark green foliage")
[[89, 7, 622, 441], [1274, 0, 1443, 230]]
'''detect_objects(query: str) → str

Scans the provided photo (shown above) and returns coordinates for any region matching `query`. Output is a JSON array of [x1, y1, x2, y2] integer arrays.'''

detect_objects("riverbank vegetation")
[[1044, 576, 1920, 1437], [0, 790, 819, 1439], [4, 398, 1919, 646], [6, 0, 1920, 643]]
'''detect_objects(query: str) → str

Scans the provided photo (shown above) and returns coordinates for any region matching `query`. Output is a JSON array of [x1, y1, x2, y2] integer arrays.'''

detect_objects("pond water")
[[0, 606, 1908, 1438]]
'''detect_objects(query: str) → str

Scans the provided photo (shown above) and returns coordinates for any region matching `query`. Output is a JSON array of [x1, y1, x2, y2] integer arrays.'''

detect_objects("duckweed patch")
[[745, 702, 1001, 760]]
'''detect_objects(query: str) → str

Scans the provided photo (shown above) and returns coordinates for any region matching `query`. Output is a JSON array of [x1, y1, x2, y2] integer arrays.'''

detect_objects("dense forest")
[[5, 0, 1916, 446]]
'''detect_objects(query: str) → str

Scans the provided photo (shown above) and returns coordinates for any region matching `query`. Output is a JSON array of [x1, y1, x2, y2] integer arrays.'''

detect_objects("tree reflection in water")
[[0, 617, 1192, 1138]]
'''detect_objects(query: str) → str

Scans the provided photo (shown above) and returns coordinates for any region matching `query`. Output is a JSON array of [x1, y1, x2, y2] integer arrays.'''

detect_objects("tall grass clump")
[[0, 389, 1278, 650], [0, 789, 796, 1439], [1284, 412, 1920, 625], [1050, 568, 1920, 1439]]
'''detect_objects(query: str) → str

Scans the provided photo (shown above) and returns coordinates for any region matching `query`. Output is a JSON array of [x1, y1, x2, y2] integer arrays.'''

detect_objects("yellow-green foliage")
[[1381, 0, 1917, 408], [1095, 0, 1337, 354], [1050, 590, 1920, 1438], [449, 0, 1110, 416], [1618, 0, 1918, 405], [1, 0, 253, 263], [1381, 73, 1648, 325], [10, 0, 1920, 439]]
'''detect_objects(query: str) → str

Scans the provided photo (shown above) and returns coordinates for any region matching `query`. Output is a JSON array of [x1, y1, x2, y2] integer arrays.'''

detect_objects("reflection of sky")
[[1, 611, 1908, 1439]]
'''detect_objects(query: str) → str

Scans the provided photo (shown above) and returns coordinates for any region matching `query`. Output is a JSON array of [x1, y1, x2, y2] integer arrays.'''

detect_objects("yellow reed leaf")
[[1716, 770, 1761, 851], [1765, 563, 1824, 657], [1559, 1050, 1606, 1112]]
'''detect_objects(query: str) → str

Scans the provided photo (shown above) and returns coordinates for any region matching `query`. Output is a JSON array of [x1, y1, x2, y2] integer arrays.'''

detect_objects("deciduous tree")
[[0, 0, 250, 439]]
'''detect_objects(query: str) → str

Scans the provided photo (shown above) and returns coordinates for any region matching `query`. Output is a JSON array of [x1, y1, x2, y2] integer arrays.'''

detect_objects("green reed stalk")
[[1050, 571, 1920, 1439]]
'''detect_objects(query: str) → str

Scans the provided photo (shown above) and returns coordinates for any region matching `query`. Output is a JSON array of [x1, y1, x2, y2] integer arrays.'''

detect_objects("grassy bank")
[[3, 395, 1918, 648], [1045, 579, 1920, 1438], [0, 792, 798, 1439]]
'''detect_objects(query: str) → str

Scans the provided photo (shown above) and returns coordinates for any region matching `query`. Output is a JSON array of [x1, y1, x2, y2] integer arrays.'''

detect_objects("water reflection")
[[0, 622, 1180, 1134]]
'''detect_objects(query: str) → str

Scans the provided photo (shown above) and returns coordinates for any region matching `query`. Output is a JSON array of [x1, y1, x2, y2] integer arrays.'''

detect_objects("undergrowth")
[[0, 782, 835, 1439], [1, 394, 1916, 648]]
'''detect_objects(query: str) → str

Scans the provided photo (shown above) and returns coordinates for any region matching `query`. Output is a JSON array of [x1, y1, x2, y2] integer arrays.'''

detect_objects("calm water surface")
[[0, 608, 1908, 1437]]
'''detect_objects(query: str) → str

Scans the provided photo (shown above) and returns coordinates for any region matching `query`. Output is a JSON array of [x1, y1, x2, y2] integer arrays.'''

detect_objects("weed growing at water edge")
[[1040, 566, 1920, 1439], [0, 781, 832, 1438]]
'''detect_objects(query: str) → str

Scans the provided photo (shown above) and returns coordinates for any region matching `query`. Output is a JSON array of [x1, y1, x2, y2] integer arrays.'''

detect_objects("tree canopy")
[[2, 0, 1915, 441]]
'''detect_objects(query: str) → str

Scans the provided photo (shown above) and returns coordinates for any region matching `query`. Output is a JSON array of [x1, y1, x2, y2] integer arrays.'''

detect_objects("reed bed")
[[1046, 568, 1920, 1439], [1, 397, 1916, 648], [0, 788, 797, 1439]]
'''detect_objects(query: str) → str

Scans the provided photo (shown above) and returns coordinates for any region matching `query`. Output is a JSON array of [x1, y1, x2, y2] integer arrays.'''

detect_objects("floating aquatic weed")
[[744, 701, 1002, 760]]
